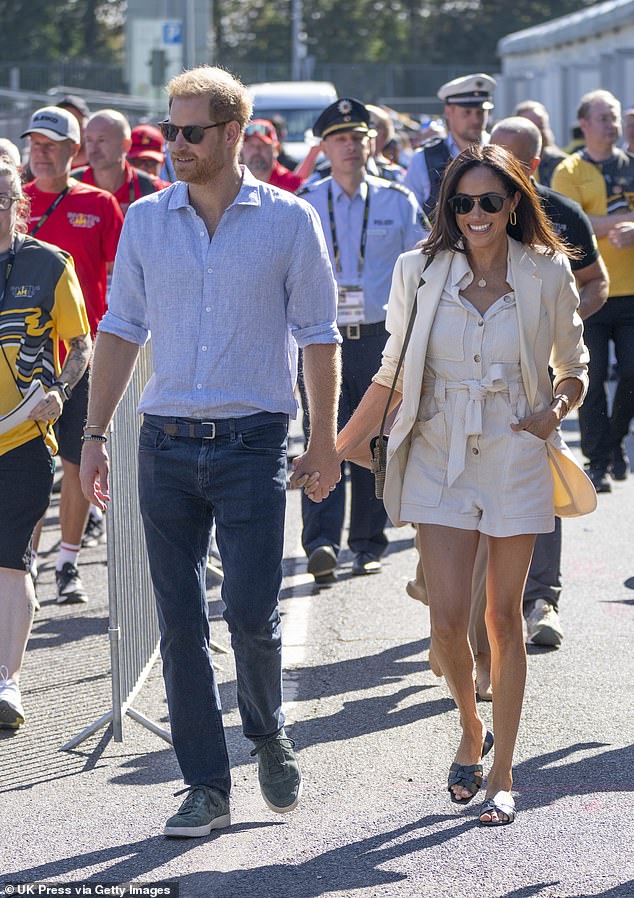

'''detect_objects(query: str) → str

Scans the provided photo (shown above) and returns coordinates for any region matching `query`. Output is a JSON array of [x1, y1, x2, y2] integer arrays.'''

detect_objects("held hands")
[[289, 442, 341, 503], [79, 441, 111, 511], [511, 406, 560, 441]]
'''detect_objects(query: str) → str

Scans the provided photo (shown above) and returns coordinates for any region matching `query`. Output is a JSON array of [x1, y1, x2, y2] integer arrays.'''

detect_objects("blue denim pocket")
[[237, 422, 288, 453], [139, 422, 173, 451]]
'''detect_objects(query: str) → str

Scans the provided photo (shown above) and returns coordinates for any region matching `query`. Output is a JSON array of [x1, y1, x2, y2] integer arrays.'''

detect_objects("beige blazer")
[[373, 238, 594, 525]]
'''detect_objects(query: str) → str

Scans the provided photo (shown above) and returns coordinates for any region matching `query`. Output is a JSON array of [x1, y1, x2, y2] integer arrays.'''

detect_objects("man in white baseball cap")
[[21, 106, 81, 144], [405, 72, 496, 215]]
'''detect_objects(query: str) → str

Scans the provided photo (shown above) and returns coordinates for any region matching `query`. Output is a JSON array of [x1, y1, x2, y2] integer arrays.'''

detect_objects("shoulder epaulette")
[[421, 135, 446, 151], [387, 181, 414, 197]]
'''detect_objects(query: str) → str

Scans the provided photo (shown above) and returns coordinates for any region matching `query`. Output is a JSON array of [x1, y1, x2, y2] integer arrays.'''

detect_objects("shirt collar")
[[331, 174, 368, 203], [450, 240, 515, 288], [167, 165, 262, 212]]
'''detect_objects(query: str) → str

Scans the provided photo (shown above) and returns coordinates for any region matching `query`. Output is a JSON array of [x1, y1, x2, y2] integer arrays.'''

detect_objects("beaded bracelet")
[[81, 433, 108, 443], [551, 394, 570, 418]]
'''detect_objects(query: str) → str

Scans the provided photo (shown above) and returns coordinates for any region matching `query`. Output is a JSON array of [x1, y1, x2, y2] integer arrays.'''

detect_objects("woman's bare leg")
[[417, 524, 485, 800], [481, 532, 536, 822]]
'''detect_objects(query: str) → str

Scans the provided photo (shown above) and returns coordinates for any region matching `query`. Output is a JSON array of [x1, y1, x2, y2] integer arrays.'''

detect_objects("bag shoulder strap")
[[378, 252, 434, 440]]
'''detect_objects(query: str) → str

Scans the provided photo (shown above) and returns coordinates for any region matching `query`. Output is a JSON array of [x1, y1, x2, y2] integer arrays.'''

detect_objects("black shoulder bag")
[[371, 253, 434, 499]]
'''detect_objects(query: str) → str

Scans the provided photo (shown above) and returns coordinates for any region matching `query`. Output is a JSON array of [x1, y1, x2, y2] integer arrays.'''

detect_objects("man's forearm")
[[302, 343, 341, 446], [58, 333, 92, 389], [84, 332, 140, 433], [588, 211, 634, 238], [575, 258, 609, 320]]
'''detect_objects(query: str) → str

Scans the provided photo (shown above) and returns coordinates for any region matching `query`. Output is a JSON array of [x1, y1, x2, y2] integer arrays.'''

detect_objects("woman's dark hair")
[[423, 143, 577, 259]]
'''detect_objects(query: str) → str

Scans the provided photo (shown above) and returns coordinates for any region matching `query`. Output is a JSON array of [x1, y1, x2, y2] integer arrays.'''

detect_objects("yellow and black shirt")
[[0, 234, 89, 456], [552, 148, 634, 297]]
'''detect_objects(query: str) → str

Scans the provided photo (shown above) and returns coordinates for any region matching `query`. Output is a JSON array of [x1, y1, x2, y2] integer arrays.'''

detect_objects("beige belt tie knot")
[[445, 363, 523, 487]]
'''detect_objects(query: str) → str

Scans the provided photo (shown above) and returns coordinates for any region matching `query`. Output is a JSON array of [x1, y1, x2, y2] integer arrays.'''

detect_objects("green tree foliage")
[[0, 0, 124, 62], [214, 0, 598, 65]]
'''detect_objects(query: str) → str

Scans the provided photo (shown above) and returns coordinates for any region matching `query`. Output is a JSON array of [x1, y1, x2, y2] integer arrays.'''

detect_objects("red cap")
[[244, 119, 278, 145], [128, 125, 165, 163]]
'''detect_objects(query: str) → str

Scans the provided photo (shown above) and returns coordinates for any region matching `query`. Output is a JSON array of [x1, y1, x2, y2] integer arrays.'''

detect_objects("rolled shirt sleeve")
[[98, 210, 151, 346], [286, 200, 341, 348]]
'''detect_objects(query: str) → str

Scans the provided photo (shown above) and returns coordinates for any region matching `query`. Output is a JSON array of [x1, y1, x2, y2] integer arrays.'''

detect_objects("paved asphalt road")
[[1, 421, 633, 898]]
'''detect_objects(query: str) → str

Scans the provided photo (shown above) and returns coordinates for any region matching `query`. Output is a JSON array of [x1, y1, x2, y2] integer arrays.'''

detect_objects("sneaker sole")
[[164, 811, 231, 837], [57, 593, 89, 605], [0, 702, 25, 728], [261, 777, 303, 814], [529, 626, 563, 647]]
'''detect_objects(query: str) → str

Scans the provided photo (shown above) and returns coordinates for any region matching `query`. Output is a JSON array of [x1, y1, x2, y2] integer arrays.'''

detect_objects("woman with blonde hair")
[[325, 144, 593, 825]]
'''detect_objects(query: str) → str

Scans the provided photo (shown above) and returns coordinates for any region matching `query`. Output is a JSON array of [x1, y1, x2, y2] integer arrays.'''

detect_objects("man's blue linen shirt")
[[98, 166, 341, 419]]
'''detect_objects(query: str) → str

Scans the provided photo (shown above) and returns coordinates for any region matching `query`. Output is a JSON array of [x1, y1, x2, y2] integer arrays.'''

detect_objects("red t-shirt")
[[74, 160, 170, 215], [268, 161, 303, 193], [24, 179, 124, 337]]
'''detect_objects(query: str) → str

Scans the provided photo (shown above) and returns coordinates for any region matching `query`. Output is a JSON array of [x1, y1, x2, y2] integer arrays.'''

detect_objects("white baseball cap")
[[21, 106, 81, 143]]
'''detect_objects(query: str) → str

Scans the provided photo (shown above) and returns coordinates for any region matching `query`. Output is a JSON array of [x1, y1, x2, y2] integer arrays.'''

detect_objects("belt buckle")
[[346, 323, 361, 340], [200, 421, 216, 439]]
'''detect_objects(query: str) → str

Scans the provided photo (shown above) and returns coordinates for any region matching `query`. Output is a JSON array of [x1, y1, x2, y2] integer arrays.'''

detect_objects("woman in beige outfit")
[[328, 145, 591, 826]]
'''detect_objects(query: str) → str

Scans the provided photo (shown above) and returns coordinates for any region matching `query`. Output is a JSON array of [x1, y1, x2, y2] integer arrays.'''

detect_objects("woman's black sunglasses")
[[158, 120, 231, 144], [447, 192, 509, 215]]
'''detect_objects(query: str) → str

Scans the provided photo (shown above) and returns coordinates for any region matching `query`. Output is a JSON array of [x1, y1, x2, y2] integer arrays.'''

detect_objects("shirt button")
[[472, 447, 479, 455], [199, 231, 205, 237], [207, 268, 213, 273], [196, 383, 202, 390], [206, 306, 211, 312], [504, 295, 513, 303], [201, 345, 207, 351], [474, 354, 481, 362], [478, 319, 484, 327]]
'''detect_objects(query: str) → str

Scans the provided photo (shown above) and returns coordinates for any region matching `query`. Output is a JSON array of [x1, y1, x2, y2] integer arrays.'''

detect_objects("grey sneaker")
[[251, 728, 302, 813], [164, 785, 231, 838], [0, 668, 25, 729], [525, 599, 564, 647]]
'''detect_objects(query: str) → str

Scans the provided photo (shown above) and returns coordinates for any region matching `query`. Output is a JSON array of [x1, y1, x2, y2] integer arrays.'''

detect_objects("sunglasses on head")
[[244, 122, 275, 139], [447, 192, 510, 215], [158, 120, 231, 144]]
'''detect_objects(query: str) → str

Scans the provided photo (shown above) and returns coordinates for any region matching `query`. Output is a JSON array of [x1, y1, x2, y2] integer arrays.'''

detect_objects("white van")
[[247, 81, 337, 163]]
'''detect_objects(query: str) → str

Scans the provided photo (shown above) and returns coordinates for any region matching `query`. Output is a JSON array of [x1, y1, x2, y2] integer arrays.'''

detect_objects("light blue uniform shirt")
[[404, 134, 461, 210], [404, 132, 491, 209], [298, 174, 426, 324], [99, 166, 340, 419]]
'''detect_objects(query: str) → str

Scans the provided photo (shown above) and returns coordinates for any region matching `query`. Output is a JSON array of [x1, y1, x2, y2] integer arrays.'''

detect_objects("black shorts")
[[0, 437, 54, 571], [55, 368, 89, 465]]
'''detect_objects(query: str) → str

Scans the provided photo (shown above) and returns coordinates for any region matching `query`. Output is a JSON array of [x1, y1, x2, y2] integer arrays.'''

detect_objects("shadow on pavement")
[[512, 741, 634, 810], [27, 614, 108, 651], [218, 638, 432, 716], [1, 823, 281, 888]]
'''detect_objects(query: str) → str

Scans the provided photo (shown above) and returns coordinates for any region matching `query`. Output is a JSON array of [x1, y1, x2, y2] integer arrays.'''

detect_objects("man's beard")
[[172, 153, 224, 185]]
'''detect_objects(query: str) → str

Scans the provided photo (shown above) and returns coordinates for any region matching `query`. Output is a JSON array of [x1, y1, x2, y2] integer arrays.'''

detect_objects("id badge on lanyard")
[[337, 285, 365, 326], [329, 183, 370, 327]]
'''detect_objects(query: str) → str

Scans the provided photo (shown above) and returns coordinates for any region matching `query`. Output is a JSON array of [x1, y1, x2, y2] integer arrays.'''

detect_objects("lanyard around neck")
[[327, 181, 371, 276], [30, 185, 71, 236]]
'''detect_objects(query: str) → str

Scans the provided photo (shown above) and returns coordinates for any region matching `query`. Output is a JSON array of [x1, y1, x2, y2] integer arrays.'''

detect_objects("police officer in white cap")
[[297, 98, 427, 581], [405, 73, 496, 216]]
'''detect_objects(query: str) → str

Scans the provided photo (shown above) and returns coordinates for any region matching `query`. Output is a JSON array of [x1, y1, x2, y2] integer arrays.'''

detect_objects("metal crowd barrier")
[[62, 345, 171, 750]]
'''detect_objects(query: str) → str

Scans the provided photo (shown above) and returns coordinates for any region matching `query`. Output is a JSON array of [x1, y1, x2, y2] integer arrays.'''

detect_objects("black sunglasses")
[[447, 192, 510, 215], [158, 120, 231, 144]]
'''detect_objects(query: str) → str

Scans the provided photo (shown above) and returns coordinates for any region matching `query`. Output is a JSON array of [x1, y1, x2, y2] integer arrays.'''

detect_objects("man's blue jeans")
[[138, 412, 288, 798]]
